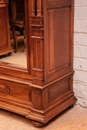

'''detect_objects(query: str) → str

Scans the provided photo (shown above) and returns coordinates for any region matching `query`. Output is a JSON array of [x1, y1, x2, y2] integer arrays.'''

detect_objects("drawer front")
[[0, 80, 32, 106]]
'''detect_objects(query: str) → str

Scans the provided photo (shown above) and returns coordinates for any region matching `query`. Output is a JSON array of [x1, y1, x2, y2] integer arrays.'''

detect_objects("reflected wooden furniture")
[[0, 1, 13, 56], [0, 0, 75, 127], [10, 0, 24, 52]]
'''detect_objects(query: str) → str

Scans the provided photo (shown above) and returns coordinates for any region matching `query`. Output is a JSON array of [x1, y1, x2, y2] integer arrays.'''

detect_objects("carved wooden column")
[[37, 0, 42, 16], [30, 0, 44, 85], [30, 0, 44, 110], [31, 0, 35, 16]]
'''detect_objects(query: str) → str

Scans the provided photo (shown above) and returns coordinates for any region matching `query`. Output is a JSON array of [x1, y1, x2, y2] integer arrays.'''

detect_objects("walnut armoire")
[[0, 0, 75, 127]]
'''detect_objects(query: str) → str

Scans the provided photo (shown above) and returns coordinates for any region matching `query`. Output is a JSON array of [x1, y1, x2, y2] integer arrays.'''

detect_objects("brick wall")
[[74, 0, 87, 107]]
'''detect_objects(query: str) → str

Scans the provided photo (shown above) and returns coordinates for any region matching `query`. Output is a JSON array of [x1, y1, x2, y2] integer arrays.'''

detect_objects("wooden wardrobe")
[[0, 0, 75, 127]]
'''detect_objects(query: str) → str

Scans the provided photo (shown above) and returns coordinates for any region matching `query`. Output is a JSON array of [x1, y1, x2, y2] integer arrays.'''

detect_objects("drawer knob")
[[0, 84, 10, 94]]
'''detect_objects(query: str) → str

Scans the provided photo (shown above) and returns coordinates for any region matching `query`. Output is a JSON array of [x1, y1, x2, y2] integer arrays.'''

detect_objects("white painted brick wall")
[[74, 0, 87, 107]]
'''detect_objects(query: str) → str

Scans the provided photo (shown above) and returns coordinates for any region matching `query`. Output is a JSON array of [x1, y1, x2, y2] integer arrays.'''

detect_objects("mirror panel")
[[0, 0, 27, 69]]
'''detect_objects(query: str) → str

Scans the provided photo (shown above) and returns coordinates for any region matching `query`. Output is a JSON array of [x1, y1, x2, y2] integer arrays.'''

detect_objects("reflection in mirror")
[[0, 0, 27, 68]]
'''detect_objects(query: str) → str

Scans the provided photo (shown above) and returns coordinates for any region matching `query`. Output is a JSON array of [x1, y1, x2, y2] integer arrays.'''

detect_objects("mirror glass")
[[0, 0, 27, 69]]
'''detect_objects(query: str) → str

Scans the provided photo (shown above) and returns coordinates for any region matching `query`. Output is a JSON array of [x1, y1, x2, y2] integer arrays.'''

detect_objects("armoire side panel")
[[48, 8, 70, 73], [44, 0, 74, 83]]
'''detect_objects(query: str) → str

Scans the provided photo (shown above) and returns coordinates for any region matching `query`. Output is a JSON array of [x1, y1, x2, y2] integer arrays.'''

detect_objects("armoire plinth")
[[0, 0, 75, 127]]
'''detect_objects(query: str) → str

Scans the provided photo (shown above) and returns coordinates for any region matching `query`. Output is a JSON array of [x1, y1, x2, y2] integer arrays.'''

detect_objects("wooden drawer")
[[0, 80, 32, 106]]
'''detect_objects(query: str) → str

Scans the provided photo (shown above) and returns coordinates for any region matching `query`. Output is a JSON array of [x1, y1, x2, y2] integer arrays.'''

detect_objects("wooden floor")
[[0, 105, 87, 130]]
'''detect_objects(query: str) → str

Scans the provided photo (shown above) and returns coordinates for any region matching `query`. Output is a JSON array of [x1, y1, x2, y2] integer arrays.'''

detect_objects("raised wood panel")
[[48, 8, 70, 73], [48, 79, 69, 101], [44, 0, 73, 83], [43, 75, 74, 109]]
